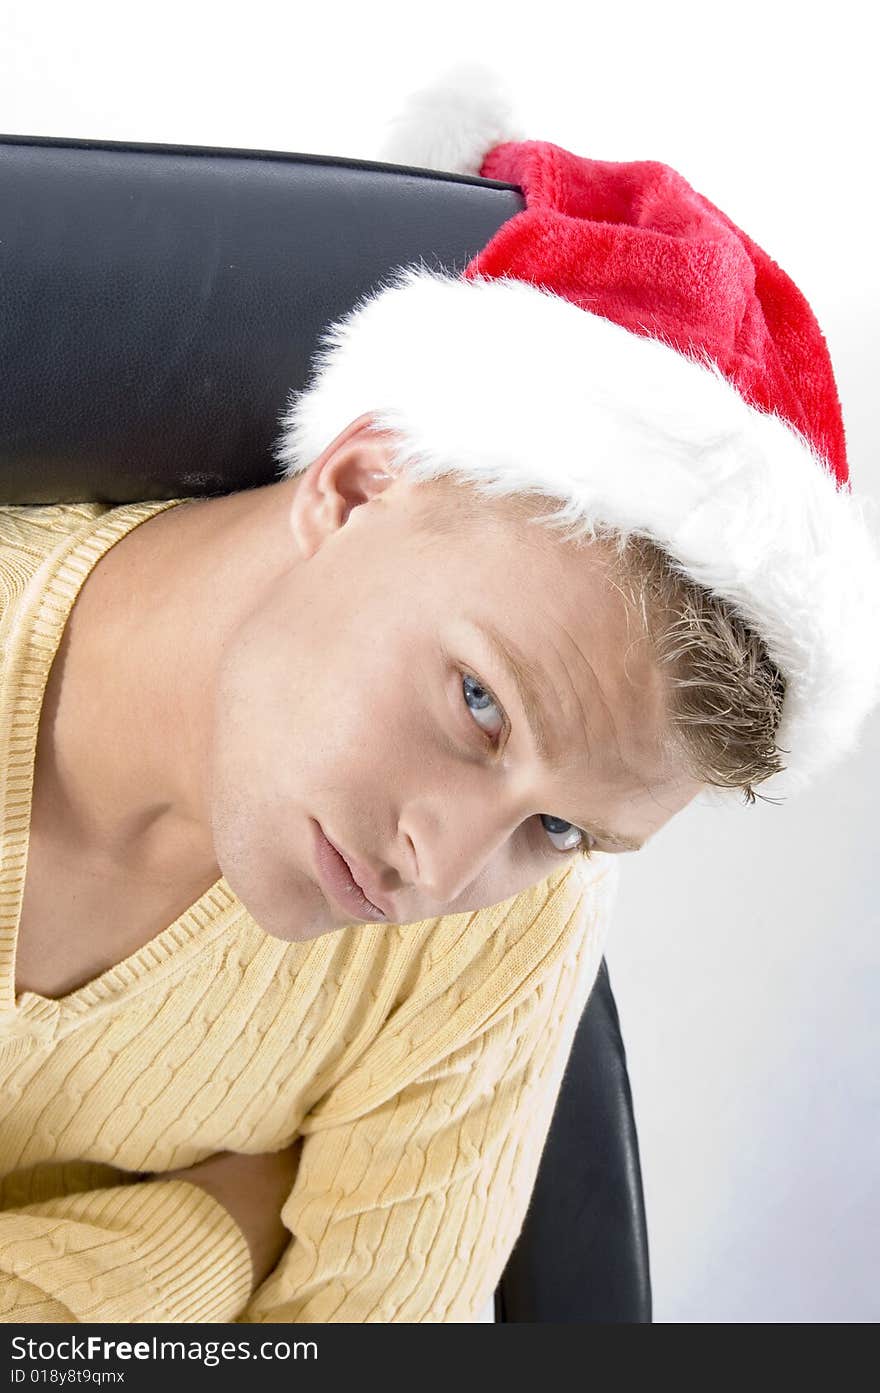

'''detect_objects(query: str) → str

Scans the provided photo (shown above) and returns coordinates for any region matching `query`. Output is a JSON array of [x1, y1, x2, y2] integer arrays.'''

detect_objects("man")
[[1, 66, 877, 1322], [0, 418, 704, 1314]]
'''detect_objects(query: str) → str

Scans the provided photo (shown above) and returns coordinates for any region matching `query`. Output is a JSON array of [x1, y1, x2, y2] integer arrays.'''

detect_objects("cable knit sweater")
[[0, 498, 619, 1324]]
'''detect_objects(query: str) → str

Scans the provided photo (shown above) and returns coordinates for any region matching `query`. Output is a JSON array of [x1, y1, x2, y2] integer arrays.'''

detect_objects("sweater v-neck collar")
[[0, 499, 241, 1034]]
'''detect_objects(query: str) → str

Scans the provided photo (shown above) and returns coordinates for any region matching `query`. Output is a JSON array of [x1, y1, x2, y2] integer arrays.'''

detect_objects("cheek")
[[211, 579, 451, 848], [261, 606, 437, 800]]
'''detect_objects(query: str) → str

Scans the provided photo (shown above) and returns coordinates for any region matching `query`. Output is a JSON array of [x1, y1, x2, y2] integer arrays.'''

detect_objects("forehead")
[[471, 602, 677, 780]]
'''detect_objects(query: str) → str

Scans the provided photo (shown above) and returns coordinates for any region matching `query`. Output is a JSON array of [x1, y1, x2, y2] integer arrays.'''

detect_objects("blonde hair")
[[607, 535, 788, 805]]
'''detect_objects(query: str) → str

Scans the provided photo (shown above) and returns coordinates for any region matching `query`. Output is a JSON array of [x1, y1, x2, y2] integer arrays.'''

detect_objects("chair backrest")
[[497, 958, 651, 1321], [0, 130, 652, 1321], [0, 132, 523, 503]]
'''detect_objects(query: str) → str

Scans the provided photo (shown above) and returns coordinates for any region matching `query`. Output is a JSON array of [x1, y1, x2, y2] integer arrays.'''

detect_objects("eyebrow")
[[472, 619, 645, 853]]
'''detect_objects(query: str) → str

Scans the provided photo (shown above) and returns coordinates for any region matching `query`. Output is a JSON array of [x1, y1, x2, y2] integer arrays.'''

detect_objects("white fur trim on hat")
[[272, 264, 880, 800]]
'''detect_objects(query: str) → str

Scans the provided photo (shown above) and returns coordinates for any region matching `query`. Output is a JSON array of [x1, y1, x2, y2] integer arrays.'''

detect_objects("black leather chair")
[[0, 131, 652, 1322]]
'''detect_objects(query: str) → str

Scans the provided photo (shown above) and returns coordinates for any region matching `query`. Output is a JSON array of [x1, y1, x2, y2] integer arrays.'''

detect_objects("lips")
[[324, 834, 393, 919], [312, 821, 390, 921]]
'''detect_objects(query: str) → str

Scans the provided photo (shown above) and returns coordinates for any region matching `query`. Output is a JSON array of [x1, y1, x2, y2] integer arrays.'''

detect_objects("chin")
[[208, 779, 352, 941], [214, 844, 343, 944], [261, 916, 336, 944]]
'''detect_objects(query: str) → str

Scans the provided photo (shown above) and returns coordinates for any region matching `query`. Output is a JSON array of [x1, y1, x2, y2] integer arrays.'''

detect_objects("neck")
[[34, 476, 303, 880]]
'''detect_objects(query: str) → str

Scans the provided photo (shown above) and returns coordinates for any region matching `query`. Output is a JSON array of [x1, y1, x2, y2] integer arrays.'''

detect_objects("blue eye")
[[538, 814, 588, 855], [462, 672, 505, 742], [460, 672, 592, 859]]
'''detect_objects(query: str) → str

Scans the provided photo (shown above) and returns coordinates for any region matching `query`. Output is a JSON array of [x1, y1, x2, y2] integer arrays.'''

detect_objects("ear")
[[288, 412, 398, 559]]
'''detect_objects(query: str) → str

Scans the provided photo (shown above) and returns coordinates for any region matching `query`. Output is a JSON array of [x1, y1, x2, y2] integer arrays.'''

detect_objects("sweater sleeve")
[[0, 1178, 253, 1323], [236, 859, 619, 1323]]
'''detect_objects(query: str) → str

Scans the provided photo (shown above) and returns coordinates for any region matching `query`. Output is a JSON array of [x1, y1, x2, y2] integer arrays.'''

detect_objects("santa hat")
[[273, 62, 880, 799]]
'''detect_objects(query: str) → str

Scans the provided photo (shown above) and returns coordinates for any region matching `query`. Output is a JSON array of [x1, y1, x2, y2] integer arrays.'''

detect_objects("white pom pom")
[[374, 61, 528, 176]]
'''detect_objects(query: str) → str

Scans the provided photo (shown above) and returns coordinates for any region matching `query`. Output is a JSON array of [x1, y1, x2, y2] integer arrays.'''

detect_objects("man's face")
[[208, 417, 704, 941]]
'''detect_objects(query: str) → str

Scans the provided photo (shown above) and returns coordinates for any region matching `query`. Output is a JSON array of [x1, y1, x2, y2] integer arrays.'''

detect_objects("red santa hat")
[[273, 62, 880, 799]]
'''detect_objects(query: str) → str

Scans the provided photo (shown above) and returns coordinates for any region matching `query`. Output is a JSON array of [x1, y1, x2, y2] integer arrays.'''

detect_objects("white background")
[[2, 0, 876, 1323]]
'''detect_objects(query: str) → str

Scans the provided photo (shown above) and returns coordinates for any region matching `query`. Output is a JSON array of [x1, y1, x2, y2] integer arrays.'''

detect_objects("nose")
[[407, 787, 527, 910]]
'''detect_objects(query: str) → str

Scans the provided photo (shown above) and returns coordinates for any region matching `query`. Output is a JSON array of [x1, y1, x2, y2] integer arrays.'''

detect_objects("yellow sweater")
[[0, 498, 620, 1324]]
